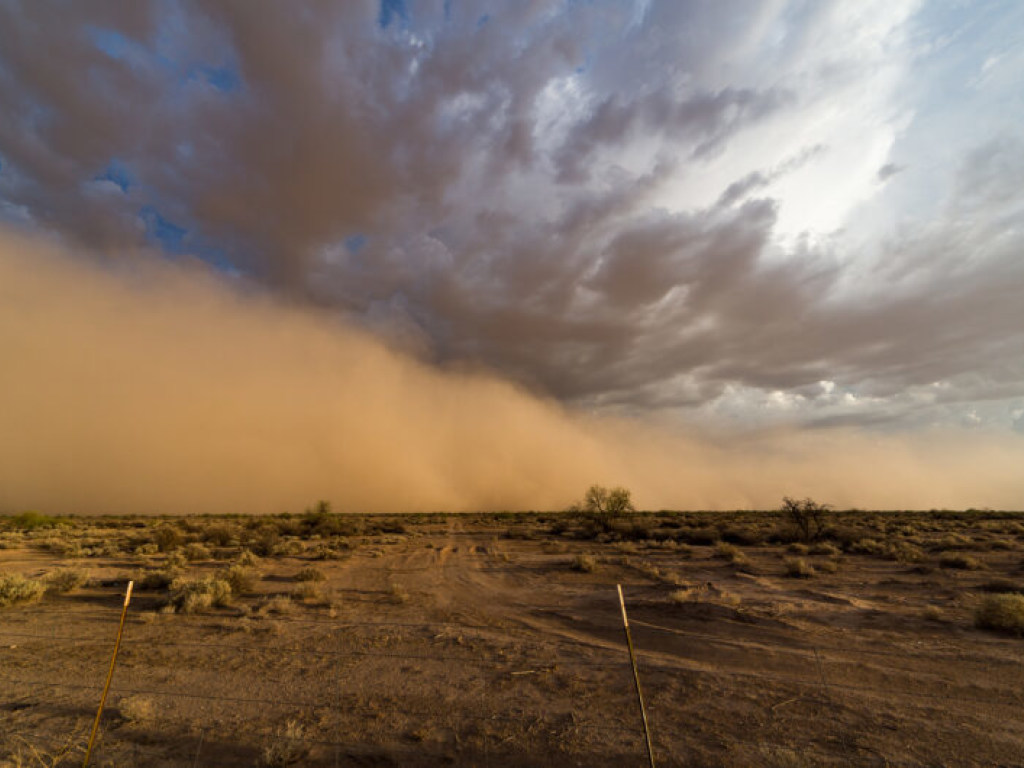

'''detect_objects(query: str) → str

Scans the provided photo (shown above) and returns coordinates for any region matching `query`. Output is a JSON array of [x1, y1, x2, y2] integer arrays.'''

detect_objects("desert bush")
[[0, 573, 46, 607], [808, 542, 840, 557], [260, 595, 294, 615], [570, 554, 596, 573], [787, 542, 809, 555], [975, 593, 1024, 635], [816, 559, 839, 574], [237, 548, 260, 567], [219, 564, 257, 594], [260, 720, 308, 767], [883, 542, 926, 563], [168, 576, 232, 613], [44, 568, 88, 594], [676, 527, 720, 546], [714, 542, 748, 566], [202, 524, 239, 547], [782, 496, 831, 542], [294, 566, 326, 582], [850, 538, 885, 556], [183, 543, 211, 562], [134, 542, 159, 556], [138, 568, 177, 591], [7, 511, 65, 531], [940, 554, 982, 570], [152, 525, 183, 552], [784, 557, 815, 578]]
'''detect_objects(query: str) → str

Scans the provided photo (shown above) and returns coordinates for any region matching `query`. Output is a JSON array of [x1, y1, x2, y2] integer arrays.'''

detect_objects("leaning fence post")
[[83, 580, 133, 768], [617, 583, 656, 768]]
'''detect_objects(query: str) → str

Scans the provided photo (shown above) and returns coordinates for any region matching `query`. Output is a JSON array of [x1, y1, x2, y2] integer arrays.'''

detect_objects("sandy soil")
[[2, 511, 1024, 766]]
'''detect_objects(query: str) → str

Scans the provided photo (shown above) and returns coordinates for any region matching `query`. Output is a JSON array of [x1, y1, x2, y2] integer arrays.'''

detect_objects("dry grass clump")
[[118, 694, 156, 722], [152, 524, 183, 552], [218, 564, 257, 594], [387, 582, 410, 604], [167, 576, 232, 613], [714, 542, 749, 567], [816, 558, 840, 574], [259, 595, 294, 615], [975, 593, 1024, 636], [570, 553, 596, 573], [259, 720, 308, 767], [237, 548, 260, 567], [670, 583, 741, 608], [940, 554, 982, 570], [44, 568, 88, 594], [784, 557, 815, 578], [0, 573, 46, 608], [294, 566, 326, 582]]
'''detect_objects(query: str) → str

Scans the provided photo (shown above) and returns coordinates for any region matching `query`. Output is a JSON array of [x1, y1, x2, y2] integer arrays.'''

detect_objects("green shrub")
[[975, 594, 1024, 635], [0, 573, 46, 607]]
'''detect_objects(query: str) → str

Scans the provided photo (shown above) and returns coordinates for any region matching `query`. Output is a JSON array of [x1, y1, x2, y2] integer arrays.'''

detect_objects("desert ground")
[[2, 508, 1024, 767]]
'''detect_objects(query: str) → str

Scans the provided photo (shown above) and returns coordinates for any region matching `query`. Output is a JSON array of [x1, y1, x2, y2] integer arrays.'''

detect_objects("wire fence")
[[4, 586, 1024, 767]]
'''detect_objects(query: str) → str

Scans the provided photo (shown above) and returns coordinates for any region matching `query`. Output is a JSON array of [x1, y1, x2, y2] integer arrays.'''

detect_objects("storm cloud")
[[1, 1, 1024, 510]]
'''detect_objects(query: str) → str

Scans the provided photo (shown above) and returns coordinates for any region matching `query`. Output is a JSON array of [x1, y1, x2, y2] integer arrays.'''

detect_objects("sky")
[[1, 1, 1023, 512]]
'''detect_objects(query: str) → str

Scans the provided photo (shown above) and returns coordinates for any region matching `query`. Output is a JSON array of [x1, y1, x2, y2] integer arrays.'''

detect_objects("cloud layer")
[[2, 229, 1023, 513], [1, 2, 1024, 511]]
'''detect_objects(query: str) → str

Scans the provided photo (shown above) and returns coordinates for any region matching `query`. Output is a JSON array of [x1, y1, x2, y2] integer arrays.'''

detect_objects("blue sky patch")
[[139, 205, 187, 254], [379, 0, 409, 29], [344, 234, 368, 254], [95, 159, 133, 193]]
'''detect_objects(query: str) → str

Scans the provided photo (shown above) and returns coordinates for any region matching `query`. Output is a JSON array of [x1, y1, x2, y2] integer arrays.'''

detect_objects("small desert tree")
[[582, 485, 635, 518], [782, 496, 830, 542]]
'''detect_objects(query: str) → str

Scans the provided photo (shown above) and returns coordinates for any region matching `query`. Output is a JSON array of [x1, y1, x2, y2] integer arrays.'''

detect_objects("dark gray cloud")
[[1, 0, 1023, 430]]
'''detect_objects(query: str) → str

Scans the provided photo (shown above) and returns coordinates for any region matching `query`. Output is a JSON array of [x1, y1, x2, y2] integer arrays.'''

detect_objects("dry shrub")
[[152, 525, 183, 552], [44, 568, 88, 594], [294, 566, 326, 582], [714, 542, 748, 566], [138, 568, 177, 591], [975, 594, 1024, 635], [260, 595, 294, 615], [570, 554, 596, 573], [219, 564, 257, 594], [237, 548, 260, 567], [260, 720, 308, 767], [168, 576, 232, 613], [182, 543, 211, 562], [387, 582, 409, 604], [808, 542, 840, 557], [784, 557, 815, 578], [940, 554, 982, 570], [816, 559, 840, 574], [0, 573, 46, 608]]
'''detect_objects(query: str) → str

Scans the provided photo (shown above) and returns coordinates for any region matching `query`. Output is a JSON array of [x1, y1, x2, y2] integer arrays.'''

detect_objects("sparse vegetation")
[[43, 568, 88, 594], [940, 554, 982, 570], [167, 576, 232, 613], [570, 553, 596, 572], [294, 566, 326, 582], [0, 573, 46, 608]]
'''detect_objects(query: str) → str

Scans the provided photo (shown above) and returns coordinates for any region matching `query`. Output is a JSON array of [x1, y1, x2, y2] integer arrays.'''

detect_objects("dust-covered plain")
[[2, 508, 1024, 767]]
